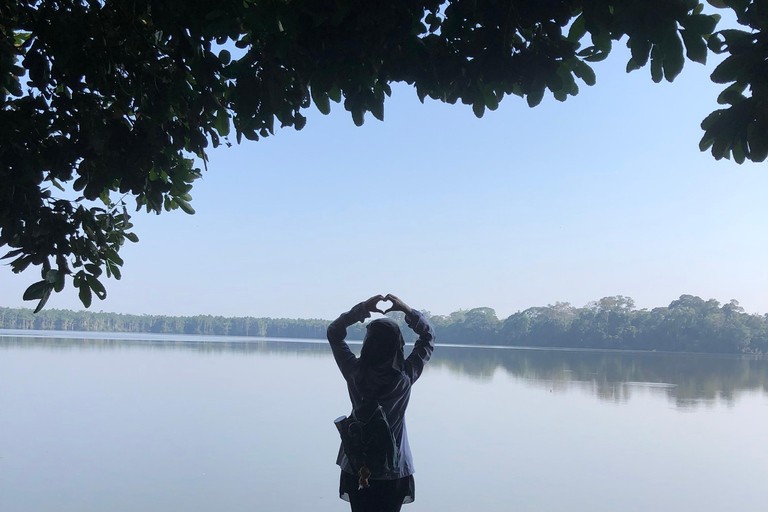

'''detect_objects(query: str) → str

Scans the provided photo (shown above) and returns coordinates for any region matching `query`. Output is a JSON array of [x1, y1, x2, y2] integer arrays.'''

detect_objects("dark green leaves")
[[662, 33, 685, 82], [71, 269, 106, 307], [697, 2, 767, 163], [650, 47, 664, 83], [351, 108, 364, 127], [681, 29, 708, 64], [311, 87, 331, 115], [526, 87, 545, 108], [86, 274, 107, 300], [23, 280, 54, 313], [572, 61, 596, 86], [2, 0, 765, 315], [174, 198, 196, 215], [214, 110, 230, 137], [472, 101, 485, 118], [567, 15, 587, 43], [79, 280, 93, 308], [23, 280, 50, 301]]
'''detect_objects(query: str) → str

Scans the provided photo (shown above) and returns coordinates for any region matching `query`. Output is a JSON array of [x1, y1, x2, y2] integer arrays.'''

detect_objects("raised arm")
[[327, 295, 385, 378], [384, 294, 436, 383]]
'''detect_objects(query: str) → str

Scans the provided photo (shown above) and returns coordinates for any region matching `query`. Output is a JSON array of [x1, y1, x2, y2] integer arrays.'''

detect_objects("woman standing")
[[327, 294, 436, 512]]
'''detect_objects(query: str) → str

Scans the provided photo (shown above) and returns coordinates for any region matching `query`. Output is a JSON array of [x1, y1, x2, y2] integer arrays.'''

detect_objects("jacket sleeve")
[[327, 302, 370, 379], [404, 309, 436, 384]]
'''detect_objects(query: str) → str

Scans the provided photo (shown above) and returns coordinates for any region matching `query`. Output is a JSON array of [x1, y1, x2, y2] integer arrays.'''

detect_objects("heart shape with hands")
[[376, 300, 393, 313], [364, 294, 410, 315]]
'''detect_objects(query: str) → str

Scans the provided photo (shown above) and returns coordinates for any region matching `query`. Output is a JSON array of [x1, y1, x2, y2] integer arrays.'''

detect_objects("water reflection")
[[2, 333, 767, 407], [433, 345, 768, 408]]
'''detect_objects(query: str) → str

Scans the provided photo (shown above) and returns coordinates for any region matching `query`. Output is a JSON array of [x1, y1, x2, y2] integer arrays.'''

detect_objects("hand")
[[363, 295, 386, 315], [383, 294, 412, 315]]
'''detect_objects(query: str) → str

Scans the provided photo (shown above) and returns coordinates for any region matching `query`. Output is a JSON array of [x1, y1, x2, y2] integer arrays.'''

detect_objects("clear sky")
[[2, 28, 767, 320]]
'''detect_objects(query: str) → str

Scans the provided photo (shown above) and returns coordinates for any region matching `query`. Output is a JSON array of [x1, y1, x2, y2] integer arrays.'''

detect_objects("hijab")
[[356, 318, 406, 397]]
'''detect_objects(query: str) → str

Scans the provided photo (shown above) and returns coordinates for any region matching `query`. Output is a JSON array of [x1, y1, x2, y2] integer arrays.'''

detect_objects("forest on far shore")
[[1, 295, 767, 355]]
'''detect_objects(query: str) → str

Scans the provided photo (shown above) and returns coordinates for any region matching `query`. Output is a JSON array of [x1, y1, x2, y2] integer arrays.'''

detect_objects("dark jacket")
[[327, 303, 436, 479]]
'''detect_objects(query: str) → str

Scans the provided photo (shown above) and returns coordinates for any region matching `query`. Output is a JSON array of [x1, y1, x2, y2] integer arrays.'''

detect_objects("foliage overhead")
[[0, 0, 763, 311]]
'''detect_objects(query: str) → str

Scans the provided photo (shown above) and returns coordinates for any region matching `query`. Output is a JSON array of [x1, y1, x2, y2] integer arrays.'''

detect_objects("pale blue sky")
[[2, 31, 767, 319]]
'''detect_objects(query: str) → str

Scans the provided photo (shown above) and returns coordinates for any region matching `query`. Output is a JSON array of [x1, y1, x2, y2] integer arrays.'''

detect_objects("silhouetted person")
[[327, 294, 436, 512]]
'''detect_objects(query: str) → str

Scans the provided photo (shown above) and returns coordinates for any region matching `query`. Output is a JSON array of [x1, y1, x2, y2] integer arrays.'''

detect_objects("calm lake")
[[1, 330, 767, 512]]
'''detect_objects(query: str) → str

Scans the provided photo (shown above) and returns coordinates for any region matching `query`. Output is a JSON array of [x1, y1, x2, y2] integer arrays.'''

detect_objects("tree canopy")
[[1, 0, 765, 311]]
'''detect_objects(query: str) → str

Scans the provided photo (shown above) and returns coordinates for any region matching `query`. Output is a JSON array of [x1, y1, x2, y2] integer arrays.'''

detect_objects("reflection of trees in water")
[[429, 346, 768, 407], [0, 335, 337, 359], [3, 336, 767, 407]]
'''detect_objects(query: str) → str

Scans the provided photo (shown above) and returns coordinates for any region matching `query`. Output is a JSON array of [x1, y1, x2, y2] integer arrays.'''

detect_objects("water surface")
[[1, 331, 766, 512]]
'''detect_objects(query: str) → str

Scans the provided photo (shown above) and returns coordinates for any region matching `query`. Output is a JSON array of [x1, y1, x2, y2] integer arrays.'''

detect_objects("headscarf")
[[357, 318, 406, 397]]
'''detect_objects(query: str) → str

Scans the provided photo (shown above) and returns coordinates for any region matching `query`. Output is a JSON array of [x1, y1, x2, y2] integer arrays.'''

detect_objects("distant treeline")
[[2, 294, 767, 354]]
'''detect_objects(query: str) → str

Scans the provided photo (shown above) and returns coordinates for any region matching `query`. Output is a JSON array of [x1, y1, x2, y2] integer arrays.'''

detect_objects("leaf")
[[1, 248, 23, 260], [526, 87, 545, 108], [484, 90, 499, 110], [50, 177, 66, 192], [545, 72, 564, 93], [732, 141, 746, 164], [472, 101, 485, 118], [45, 269, 59, 283], [214, 110, 230, 137], [11, 255, 33, 273], [219, 49, 231, 65], [717, 88, 745, 105], [682, 13, 720, 35], [294, 113, 307, 130], [370, 101, 384, 122], [106, 249, 124, 266], [328, 85, 341, 103], [747, 123, 768, 162], [650, 47, 663, 83], [681, 29, 707, 65], [720, 29, 754, 46], [175, 197, 196, 214], [23, 280, 49, 300], [573, 61, 596, 86], [712, 136, 730, 160], [699, 135, 715, 152], [54, 272, 65, 293], [8, 76, 23, 96], [85, 263, 103, 276], [629, 38, 652, 67], [662, 34, 685, 82], [700, 109, 721, 130], [33, 286, 53, 314], [567, 15, 586, 43], [707, 33, 724, 53], [711, 55, 747, 84], [87, 275, 107, 300], [124, 232, 139, 243], [584, 51, 609, 63], [311, 87, 331, 115], [106, 260, 123, 280], [79, 281, 93, 308], [351, 109, 364, 126]]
